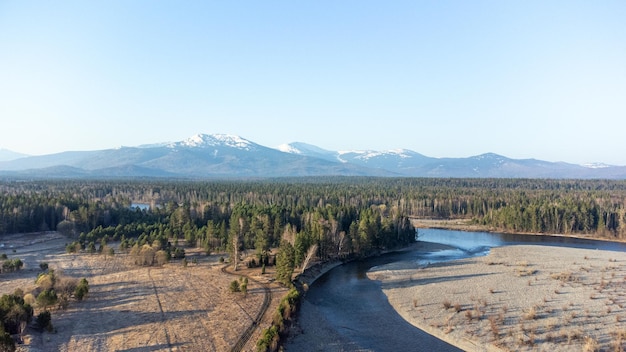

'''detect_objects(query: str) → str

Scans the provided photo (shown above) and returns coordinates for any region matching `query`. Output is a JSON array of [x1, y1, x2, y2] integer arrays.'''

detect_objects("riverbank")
[[295, 241, 453, 289], [413, 218, 626, 244], [368, 244, 626, 351], [285, 241, 459, 352]]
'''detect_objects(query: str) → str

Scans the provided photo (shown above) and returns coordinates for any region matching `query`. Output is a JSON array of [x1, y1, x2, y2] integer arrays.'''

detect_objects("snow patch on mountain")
[[277, 144, 301, 154], [583, 163, 612, 169], [170, 134, 255, 150], [338, 149, 414, 160], [277, 142, 335, 156]]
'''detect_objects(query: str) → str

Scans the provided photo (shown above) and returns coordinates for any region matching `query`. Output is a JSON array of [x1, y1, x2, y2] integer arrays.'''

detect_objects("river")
[[285, 229, 626, 351]]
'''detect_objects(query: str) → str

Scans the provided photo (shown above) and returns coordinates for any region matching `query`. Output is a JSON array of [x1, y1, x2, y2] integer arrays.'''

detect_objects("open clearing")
[[1, 232, 285, 352]]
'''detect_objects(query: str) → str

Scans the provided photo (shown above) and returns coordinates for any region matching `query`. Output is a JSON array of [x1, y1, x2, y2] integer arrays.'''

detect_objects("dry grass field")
[[1, 232, 285, 352]]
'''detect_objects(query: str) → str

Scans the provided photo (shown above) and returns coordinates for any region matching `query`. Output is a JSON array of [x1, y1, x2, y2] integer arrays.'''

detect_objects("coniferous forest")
[[1, 177, 626, 262]]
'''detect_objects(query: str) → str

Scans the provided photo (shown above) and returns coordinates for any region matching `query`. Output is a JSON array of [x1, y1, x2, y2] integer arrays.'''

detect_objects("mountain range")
[[1, 133, 625, 179]]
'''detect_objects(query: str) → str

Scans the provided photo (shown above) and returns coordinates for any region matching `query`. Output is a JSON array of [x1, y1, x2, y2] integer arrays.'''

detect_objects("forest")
[[3, 177, 626, 349], [1, 177, 626, 263]]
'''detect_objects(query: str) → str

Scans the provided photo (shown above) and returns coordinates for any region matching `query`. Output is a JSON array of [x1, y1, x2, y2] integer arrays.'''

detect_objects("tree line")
[[1, 177, 626, 249]]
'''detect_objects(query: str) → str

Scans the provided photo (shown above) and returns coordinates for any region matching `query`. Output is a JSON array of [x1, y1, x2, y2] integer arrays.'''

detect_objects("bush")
[[66, 241, 81, 253], [241, 277, 248, 295], [36, 289, 58, 309], [171, 247, 185, 259], [229, 280, 240, 293], [0, 325, 15, 352], [2, 258, 23, 273], [256, 325, 279, 352], [74, 278, 89, 301], [36, 311, 52, 331], [256, 287, 300, 351]]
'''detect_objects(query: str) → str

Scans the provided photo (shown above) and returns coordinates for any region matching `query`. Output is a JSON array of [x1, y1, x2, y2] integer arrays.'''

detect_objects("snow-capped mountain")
[[0, 134, 385, 178], [171, 133, 256, 150], [276, 142, 626, 179], [1, 134, 625, 179]]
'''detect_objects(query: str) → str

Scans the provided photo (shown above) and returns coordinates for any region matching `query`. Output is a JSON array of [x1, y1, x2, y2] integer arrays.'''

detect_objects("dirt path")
[[1, 234, 275, 352], [220, 264, 272, 352]]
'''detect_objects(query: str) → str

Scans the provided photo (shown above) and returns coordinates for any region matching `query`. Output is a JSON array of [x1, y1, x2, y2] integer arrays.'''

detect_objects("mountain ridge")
[[0, 148, 29, 162], [1, 134, 625, 179]]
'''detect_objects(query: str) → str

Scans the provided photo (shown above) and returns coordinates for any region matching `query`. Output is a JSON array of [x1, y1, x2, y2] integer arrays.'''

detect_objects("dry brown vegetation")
[[1, 232, 286, 352], [370, 245, 626, 352]]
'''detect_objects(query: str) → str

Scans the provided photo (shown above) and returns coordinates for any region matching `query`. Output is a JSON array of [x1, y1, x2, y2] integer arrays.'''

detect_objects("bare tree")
[[282, 224, 296, 246], [337, 231, 346, 256], [233, 218, 244, 271], [232, 236, 240, 271], [301, 244, 318, 271]]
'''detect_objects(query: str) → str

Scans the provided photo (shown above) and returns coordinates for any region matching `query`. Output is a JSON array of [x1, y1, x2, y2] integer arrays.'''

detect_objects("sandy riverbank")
[[368, 245, 626, 351]]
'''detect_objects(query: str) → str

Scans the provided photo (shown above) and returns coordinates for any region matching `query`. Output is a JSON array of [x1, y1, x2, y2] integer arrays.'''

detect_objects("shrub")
[[229, 280, 240, 293], [240, 277, 248, 295], [36, 311, 52, 331], [155, 250, 168, 266], [36, 289, 58, 310], [256, 287, 300, 351], [0, 325, 15, 352], [488, 316, 500, 339], [74, 278, 89, 301], [523, 306, 537, 320], [256, 326, 279, 352], [23, 293, 36, 306], [2, 258, 23, 273]]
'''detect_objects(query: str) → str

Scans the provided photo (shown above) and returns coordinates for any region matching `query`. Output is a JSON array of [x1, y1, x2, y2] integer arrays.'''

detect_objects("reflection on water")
[[418, 228, 626, 252], [422, 246, 490, 261], [289, 228, 626, 351], [295, 247, 463, 352]]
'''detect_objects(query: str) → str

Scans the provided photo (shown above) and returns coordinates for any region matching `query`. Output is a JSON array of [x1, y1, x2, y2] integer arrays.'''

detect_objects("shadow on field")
[[378, 272, 495, 290], [117, 342, 185, 352]]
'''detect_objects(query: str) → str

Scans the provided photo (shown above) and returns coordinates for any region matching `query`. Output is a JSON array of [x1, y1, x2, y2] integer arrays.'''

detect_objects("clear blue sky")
[[1, 1, 625, 165]]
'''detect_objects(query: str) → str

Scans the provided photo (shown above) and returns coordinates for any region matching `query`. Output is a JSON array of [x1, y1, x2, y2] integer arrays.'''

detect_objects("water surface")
[[286, 229, 626, 351]]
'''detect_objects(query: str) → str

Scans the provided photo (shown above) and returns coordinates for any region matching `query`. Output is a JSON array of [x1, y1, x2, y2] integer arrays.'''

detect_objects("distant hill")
[[1, 134, 625, 179], [0, 148, 28, 162], [279, 142, 626, 179]]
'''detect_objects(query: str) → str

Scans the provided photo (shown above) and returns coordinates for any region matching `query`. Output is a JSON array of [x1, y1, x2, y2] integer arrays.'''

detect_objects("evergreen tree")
[[275, 240, 295, 285]]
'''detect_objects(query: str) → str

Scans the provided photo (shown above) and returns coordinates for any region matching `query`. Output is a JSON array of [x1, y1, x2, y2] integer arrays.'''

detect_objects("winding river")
[[285, 229, 626, 352]]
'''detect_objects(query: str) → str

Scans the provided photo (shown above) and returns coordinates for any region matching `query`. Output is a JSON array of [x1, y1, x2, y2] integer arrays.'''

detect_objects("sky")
[[1, 1, 625, 165]]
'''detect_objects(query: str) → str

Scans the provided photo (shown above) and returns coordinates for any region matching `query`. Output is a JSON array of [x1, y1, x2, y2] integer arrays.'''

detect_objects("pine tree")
[[275, 240, 295, 285]]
